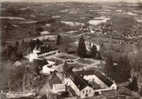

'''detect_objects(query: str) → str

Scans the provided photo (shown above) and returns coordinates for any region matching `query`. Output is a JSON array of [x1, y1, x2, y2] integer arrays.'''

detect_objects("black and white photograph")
[[0, 0, 142, 99]]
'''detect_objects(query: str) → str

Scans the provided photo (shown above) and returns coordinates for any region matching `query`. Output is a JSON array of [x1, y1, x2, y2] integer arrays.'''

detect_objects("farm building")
[[63, 69, 117, 98]]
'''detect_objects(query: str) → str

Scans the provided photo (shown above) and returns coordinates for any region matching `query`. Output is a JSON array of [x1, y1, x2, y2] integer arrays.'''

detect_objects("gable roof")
[[94, 70, 113, 87], [65, 71, 92, 90], [49, 73, 62, 88], [75, 70, 113, 87]]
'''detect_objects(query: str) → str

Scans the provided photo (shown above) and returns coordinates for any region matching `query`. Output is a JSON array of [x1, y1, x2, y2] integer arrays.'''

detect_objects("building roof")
[[75, 70, 113, 87], [65, 71, 92, 90], [40, 31, 50, 35], [49, 73, 62, 88]]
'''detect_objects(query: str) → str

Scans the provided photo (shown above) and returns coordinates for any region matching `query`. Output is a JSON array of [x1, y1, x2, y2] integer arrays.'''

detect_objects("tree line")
[[2, 39, 43, 61], [76, 35, 142, 94], [77, 36, 101, 59]]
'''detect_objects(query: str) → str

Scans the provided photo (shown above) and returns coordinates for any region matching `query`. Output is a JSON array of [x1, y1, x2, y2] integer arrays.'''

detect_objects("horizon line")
[[1, 0, 142, 3]]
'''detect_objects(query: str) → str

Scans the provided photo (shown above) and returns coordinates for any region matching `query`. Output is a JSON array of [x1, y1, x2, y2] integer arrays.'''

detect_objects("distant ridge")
[[1, 0, 142, 3]]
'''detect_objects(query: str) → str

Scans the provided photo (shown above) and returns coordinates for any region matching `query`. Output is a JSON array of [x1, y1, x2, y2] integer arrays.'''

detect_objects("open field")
[[1, 2, 142, 41], [1, 2, 142, 99], [1, 2, 142, 60]]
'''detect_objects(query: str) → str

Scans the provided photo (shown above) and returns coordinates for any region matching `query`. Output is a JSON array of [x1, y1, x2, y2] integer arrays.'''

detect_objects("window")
[[82, 90, 84, 94], [94, 92, 99, 96]]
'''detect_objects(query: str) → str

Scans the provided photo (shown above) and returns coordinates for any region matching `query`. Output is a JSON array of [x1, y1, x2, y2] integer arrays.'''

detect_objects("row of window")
[[82, 89, 92, 94]]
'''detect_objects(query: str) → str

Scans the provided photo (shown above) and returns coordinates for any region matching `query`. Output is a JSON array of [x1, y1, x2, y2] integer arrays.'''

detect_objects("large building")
[[49, 72, 66, 94], [63, 69, 117, 98]]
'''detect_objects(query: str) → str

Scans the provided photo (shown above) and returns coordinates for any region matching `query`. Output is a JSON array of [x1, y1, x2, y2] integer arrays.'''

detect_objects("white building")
[[63, 69, 117, 98], [40, 31, 50, 35], [40, 60, 56, 75], [63, 71, 95, 98]]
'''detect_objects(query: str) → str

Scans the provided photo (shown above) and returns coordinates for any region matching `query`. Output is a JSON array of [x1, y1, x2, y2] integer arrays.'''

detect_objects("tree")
[[118, 55, 131, 81], [56, 34, 61, 45], [90, 44, 97, 58], [104, 55, 113, 78], [77, 36, 87, 58], [127, 76, 138, 92]]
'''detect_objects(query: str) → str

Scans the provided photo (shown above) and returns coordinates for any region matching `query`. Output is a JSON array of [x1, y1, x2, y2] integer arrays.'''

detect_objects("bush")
[[77, 36, 87, 58], [8, 65, 25, 91]]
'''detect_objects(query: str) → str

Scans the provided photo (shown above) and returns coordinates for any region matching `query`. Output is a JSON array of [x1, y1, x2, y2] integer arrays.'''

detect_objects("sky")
[[1, 0, 142, 3]]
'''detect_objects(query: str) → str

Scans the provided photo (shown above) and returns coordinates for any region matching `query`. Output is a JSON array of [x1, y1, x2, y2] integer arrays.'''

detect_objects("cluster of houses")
[[15, 21, 119, 98], [37, 61, 117, 98], [24, 41, 117, 99], [62, 68, 117, 98]]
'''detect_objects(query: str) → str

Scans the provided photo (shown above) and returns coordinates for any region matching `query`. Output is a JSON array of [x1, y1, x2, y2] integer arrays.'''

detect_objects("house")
[[75, 70, 117, 91], [64, 71, 95, 98], [40, 60, 56, 75], [49, 72, 66, 94]]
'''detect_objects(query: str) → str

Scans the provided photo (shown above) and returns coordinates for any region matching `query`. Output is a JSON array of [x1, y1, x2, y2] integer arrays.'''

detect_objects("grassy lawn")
[[47, 58, 63, 66], [0, 61, 9, 91], [77, 58, 94, 65], [57, 54, 77, 60]]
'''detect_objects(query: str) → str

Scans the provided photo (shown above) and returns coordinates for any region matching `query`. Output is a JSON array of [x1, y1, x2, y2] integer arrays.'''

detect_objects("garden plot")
[[56, 54, 77, 60], [46, 58, 63, 66], [72, 63, 85, 72], [77, 58, 94, 65]]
